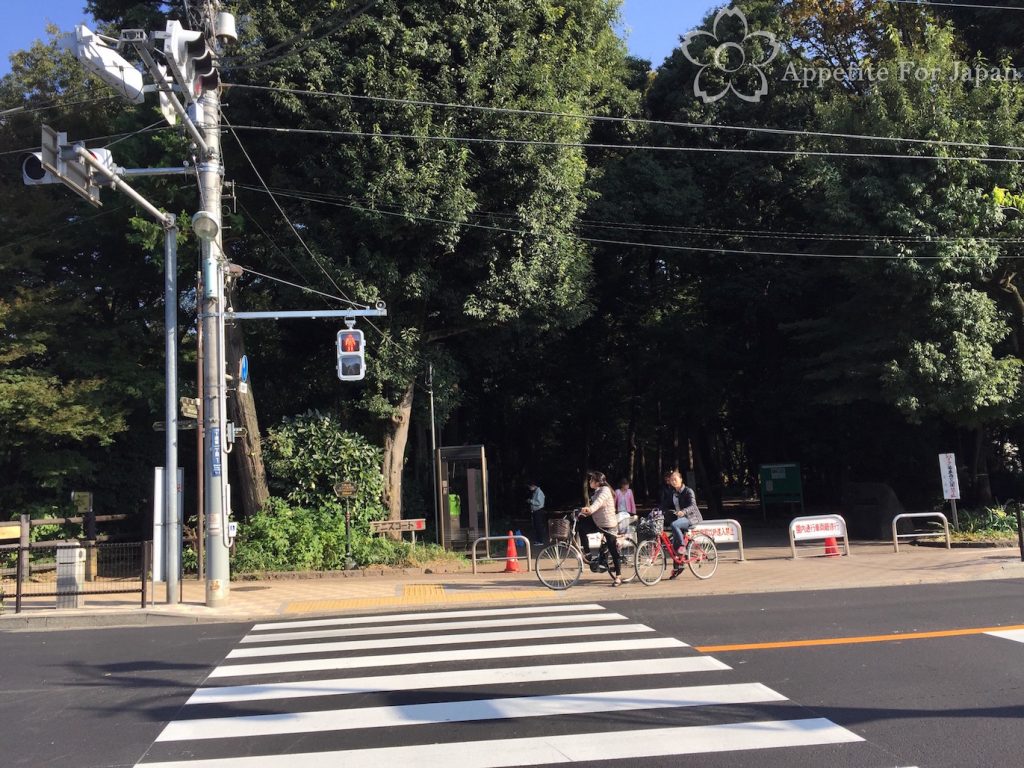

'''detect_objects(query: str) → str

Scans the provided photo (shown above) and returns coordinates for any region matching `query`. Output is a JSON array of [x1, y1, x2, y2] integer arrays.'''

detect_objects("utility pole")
[[198, 79, 231, 607]]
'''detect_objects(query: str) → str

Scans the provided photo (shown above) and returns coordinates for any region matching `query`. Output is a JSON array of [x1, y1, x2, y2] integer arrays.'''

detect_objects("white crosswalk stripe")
[[985, 628, 1024, 644], [137, 603, 867, 767]]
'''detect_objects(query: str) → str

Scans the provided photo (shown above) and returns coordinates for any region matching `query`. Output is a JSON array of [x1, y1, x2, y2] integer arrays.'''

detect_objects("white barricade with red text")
[[692, 519, 745, 561], [789, 514, 850, 558]]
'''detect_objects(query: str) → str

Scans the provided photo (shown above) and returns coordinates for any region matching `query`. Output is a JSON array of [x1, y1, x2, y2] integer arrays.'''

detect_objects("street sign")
[[333, 481, 357, 498], [153, 419, 198, 431], [239, 354, 249, 395], [370, 519, 426, 533], [180, 396, 199, 419], [71, 491, 93, 513], [939, 453, 960, 500]]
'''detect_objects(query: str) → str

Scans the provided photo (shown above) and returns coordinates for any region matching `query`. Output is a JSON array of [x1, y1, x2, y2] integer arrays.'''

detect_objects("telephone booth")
[[436, 445, 490, 549]]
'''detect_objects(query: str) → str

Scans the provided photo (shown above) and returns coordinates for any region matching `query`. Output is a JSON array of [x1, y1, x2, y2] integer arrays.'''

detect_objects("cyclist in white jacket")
[[578, 471, 623, 586]]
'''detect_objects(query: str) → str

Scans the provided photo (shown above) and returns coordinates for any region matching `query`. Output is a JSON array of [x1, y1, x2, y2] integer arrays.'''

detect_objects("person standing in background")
[[614, 478, 636, 517], [528, 481, 546, 546]]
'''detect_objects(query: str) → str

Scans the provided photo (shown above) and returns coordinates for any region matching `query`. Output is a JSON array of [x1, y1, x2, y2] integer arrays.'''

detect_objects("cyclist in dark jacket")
[[661, 470, 702, 553]]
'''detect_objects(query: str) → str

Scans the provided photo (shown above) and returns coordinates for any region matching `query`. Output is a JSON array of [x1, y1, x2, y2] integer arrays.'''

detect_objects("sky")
[[0, 0, 721, 77]]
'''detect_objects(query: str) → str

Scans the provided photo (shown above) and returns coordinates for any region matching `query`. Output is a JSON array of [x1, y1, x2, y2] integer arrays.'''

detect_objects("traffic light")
[[62, 25, 145, 104], [337, 328, 366, 381], [22, 152, 56, 185], [162, 20, 219, 102]]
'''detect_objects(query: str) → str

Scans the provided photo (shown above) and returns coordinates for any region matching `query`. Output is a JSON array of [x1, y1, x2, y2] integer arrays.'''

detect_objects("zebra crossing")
[[136, 603, 866, 767], [986, 628, 1024, 645]]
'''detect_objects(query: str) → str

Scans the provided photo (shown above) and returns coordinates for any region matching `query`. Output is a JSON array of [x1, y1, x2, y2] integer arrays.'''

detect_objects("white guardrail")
[[892, 512, 951, 552], [471, 535, 532, 574], [692, 519, 745, 561], [789, 514, 850, 558]]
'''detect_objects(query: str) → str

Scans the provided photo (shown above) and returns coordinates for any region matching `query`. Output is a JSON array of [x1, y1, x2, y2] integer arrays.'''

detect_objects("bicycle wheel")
[[634, 538, 666, 585], [686, 532, 719, 580], [618, 536, 638, 584], [535, 542, 583, 590]]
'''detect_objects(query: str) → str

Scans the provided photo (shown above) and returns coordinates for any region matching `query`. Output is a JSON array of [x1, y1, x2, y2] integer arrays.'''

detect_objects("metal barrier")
[[692, 519, 745, 561], [892, 512, 951, 552], [471, 535, 532, 574], [0, 541, 150, 613], [789, 514, 850, 558]]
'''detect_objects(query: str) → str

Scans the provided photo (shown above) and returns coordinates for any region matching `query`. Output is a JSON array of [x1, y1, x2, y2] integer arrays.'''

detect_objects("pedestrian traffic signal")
[[162, 20, 219, 101], [337, 328, 366, 381]]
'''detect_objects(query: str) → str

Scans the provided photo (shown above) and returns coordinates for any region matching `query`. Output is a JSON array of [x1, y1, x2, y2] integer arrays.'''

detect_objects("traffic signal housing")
[[337, 328, 366, 381], [163, 20, 219, 101]]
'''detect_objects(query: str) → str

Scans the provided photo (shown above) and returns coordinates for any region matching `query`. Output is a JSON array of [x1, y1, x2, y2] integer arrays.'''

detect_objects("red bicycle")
[[634, 524, 718, 585]]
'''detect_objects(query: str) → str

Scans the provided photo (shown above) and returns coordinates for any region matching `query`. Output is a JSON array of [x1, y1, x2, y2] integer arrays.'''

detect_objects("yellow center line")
[[695, 623, 1024, 653]]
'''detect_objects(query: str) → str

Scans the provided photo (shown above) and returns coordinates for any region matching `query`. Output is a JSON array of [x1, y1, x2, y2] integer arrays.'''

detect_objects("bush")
[[950, 503, 1021, 541], [263, 410, 386, 528], [232, 498, 463, 572]]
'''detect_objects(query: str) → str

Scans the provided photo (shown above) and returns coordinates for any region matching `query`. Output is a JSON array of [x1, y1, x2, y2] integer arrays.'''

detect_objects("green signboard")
[[759, 463, 804, 518]]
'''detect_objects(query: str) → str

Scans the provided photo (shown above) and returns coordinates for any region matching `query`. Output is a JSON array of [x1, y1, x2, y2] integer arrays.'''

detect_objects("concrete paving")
[[2, 539, 1022, 630]]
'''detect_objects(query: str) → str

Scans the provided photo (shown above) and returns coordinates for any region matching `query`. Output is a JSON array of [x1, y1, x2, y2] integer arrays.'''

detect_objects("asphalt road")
[[1, 580, 1022, 768]]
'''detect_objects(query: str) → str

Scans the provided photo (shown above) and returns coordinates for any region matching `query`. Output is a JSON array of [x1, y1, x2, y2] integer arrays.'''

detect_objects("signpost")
[[333, 481, 358, 570], [370, 518, 427, 543], [238, 355, 249, 396], [938, 453, 960, 531]]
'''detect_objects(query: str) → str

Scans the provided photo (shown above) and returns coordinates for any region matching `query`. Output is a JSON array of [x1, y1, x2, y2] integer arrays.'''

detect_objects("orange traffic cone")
[[824, 537, 840, 557], [504, 530, 520, 572]]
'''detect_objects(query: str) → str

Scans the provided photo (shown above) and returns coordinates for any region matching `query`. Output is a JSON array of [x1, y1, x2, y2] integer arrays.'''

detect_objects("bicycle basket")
[[637, 515, 663, 541], [548, 518, 571, 541]]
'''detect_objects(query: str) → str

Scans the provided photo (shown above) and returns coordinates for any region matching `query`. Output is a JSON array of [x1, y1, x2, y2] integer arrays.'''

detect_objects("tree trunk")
[[224, 297, 269, 518], [382, 380, 415, 530], [972, 426, 993, 507]]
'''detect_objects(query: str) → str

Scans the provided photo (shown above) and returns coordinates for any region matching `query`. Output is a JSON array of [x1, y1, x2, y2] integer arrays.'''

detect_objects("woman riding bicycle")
[[578, 471, 623, 587]]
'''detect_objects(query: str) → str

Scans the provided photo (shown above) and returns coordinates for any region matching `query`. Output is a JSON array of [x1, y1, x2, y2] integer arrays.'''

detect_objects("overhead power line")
[[227, 123, 1024, 165], [222, 0, 380, 72], [220, 112, 367, 309], [225, 82, 1024, 156], [253, 184, 1024, 246], [235, 183, 1019, 261], [886, 0, 1024, 10]]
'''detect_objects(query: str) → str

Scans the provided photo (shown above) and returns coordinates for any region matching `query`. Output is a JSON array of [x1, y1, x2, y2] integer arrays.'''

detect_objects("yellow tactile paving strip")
[[284, 584, 555, 614]]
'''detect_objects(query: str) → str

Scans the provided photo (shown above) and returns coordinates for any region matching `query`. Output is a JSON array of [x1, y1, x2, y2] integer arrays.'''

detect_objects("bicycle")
[[634, 517, 718, 585], [535, 510, 637, 590]]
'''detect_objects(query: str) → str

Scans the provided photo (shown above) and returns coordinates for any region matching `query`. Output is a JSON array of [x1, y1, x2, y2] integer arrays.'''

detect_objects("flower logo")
[[681, 5, 780, 104]]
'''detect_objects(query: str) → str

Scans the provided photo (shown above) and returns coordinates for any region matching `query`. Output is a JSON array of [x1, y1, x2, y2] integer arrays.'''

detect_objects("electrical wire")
[[0, 203, 133, 253], [224, 82, 1024, 156], [226, 124, 1024, 165], [885, 0, 1024, 10], [220, 111, 368, 309], [232, 263, 361, 305], [0, 94, 121, 117], [222, 0, 380, 72], [236, 183, 1021, 261], [235, 197, 326, 302], [254, 183, 1024, 245], [0, 125, 171, 158]]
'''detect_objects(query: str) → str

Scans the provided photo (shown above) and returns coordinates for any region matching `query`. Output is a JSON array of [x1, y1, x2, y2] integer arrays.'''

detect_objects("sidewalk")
[[2, 541, 1022, 630]]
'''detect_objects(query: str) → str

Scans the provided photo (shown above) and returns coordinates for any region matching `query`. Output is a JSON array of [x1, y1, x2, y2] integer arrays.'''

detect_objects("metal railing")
[[0, 541, 150, 613], [892, 512, 951, 553], [471, 535, 532, 574]]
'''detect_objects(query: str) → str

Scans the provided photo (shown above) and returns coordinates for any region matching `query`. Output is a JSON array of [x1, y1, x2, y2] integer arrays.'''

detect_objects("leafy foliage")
[[262, 409, 386, 521]]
